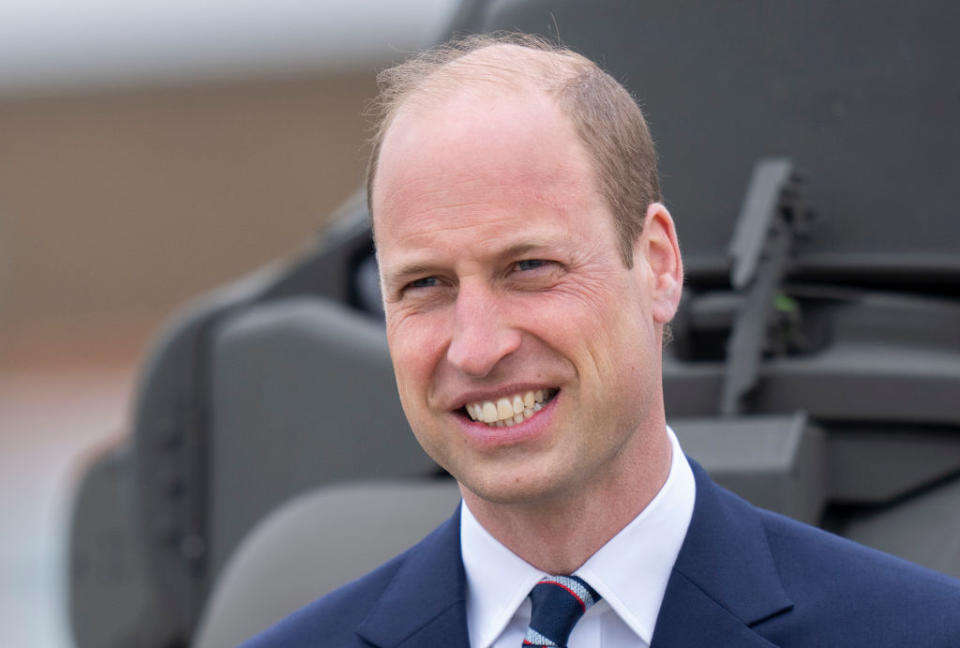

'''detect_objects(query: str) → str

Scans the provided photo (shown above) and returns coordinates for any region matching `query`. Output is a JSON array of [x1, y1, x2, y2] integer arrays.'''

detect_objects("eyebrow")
[[499, 241, 550, 259], [385, 262, 440, 286]]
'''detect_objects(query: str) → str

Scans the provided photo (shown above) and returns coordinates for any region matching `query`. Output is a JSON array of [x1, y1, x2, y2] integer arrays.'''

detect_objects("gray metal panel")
[[757, 344, 960, 424], [130, 261, 297, 642], [664, 286, 960, 425], [727, 158, 796, 291], [477, 0, 960, 281], [126, 199, 380, 642], [193, 480, 462, 648], [665, 350, 960, 425], [672, 413, 826, 524], [208, 297, 437, 577], [68, 443, 161, 648], [842, 476, 960, 580], [827, 430, 960, 504]]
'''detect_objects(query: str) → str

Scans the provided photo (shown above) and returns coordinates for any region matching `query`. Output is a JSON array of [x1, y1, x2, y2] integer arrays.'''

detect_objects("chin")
[[457, 465, 569, 506]]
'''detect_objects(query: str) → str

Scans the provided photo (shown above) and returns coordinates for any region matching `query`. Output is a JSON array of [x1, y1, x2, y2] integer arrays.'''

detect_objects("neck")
[[461, 426, 672, 575]]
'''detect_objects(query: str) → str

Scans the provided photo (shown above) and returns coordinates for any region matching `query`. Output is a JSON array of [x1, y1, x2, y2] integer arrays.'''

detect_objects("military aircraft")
[[67, 1, 960, 646]]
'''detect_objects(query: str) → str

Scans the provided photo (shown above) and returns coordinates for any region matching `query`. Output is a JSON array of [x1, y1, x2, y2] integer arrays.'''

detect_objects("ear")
[[633, 202, 683, 324]]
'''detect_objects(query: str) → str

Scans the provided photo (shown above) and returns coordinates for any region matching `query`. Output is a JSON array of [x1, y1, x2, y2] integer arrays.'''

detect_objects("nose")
[[446, 283, 521, 378]]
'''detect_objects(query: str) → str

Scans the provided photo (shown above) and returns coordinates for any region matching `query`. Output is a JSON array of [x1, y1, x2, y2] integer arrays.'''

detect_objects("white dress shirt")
[[460, 426, 695, 648]]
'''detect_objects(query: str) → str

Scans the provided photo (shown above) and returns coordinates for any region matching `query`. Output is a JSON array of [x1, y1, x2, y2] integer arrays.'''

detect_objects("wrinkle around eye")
[[394, 275, 457, 309], [507, 258, 566, 287]]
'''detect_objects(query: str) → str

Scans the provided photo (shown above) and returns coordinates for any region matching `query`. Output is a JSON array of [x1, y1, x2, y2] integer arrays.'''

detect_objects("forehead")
[[372, 87, 603, 250]]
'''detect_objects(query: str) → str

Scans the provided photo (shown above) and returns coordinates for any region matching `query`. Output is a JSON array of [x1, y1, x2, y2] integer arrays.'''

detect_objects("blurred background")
[[0, 1, 455, 645], [4, 1, 959, 647]]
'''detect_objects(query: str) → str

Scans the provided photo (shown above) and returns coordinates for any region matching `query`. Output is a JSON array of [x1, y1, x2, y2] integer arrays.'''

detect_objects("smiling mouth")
[[458, 389, 558, 427]]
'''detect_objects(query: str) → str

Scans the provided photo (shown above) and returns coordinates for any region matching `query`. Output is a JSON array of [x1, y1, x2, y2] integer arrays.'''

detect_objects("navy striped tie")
[[522, 575, 601, 647]]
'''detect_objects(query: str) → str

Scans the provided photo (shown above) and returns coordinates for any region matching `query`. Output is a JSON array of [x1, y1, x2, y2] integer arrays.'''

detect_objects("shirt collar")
[[460, 426, 695, 648], [576, 426, 695, 644], [461, 500, 544, 648]]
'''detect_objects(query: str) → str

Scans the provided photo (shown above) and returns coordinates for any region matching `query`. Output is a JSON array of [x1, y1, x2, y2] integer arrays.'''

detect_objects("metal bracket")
[[721, 158, 813, 416]]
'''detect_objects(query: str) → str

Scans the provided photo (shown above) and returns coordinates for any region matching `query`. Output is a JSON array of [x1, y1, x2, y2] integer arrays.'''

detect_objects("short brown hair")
[[365, 32, 661, 266]]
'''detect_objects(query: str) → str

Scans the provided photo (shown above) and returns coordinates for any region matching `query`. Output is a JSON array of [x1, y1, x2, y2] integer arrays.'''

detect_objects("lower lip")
[[456, 393, 559, 449]]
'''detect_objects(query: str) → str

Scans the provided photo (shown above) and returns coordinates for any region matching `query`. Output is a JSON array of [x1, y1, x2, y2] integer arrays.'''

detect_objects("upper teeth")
[[465, 390, 551, 427]]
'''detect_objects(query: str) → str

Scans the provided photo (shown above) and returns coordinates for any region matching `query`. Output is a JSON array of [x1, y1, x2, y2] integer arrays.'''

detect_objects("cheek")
[[531, 281, 651, 398], [387, 313, 447, 400], [550, 267, 635, 320], [535, 276, 639, 347]]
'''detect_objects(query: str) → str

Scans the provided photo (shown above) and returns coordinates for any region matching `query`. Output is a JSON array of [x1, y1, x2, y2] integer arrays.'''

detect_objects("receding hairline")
[[397, 41, 594, 97], [366, 37, 600, 217], [367, 32, 663, 270]]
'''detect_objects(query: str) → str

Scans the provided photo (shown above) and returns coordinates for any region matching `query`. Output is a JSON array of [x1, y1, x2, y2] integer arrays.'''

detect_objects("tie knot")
[[523, 575, 601, 647]]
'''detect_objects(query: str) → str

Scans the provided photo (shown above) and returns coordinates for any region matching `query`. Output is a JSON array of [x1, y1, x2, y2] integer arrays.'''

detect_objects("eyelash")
[[514, 259, 547, 271], [401, 259, 554, 295], [408, 277, 438, 289]]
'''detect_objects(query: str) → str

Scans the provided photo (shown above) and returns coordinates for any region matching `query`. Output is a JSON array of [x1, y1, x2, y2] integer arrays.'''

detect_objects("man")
[[243, 34, 960, 647]]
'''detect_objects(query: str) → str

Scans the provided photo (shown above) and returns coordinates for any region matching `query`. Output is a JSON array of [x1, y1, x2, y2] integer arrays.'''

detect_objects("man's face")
[[373, 88, 680, 506]]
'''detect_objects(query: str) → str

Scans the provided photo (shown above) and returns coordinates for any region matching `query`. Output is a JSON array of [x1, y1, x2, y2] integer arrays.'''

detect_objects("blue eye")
[[516, 259, 547, 271], [408, 276, 437, 289]]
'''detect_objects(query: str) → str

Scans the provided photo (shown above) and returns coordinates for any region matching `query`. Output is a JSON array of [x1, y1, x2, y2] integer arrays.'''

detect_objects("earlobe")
[[637, 202, 684, 323]]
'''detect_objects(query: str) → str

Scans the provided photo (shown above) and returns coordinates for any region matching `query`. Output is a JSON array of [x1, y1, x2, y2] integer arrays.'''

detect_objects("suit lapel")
[[356, 505, 470, 648], [651, 460, 793, 648], [355, 461, 794, 648]]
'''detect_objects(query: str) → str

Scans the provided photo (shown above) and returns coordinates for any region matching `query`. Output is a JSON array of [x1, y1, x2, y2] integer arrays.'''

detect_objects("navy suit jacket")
[[241, 461, 960, 647]]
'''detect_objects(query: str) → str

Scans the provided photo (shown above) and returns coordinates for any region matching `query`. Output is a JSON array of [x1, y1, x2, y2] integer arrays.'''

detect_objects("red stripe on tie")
[[544, 580, 586, 612]]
